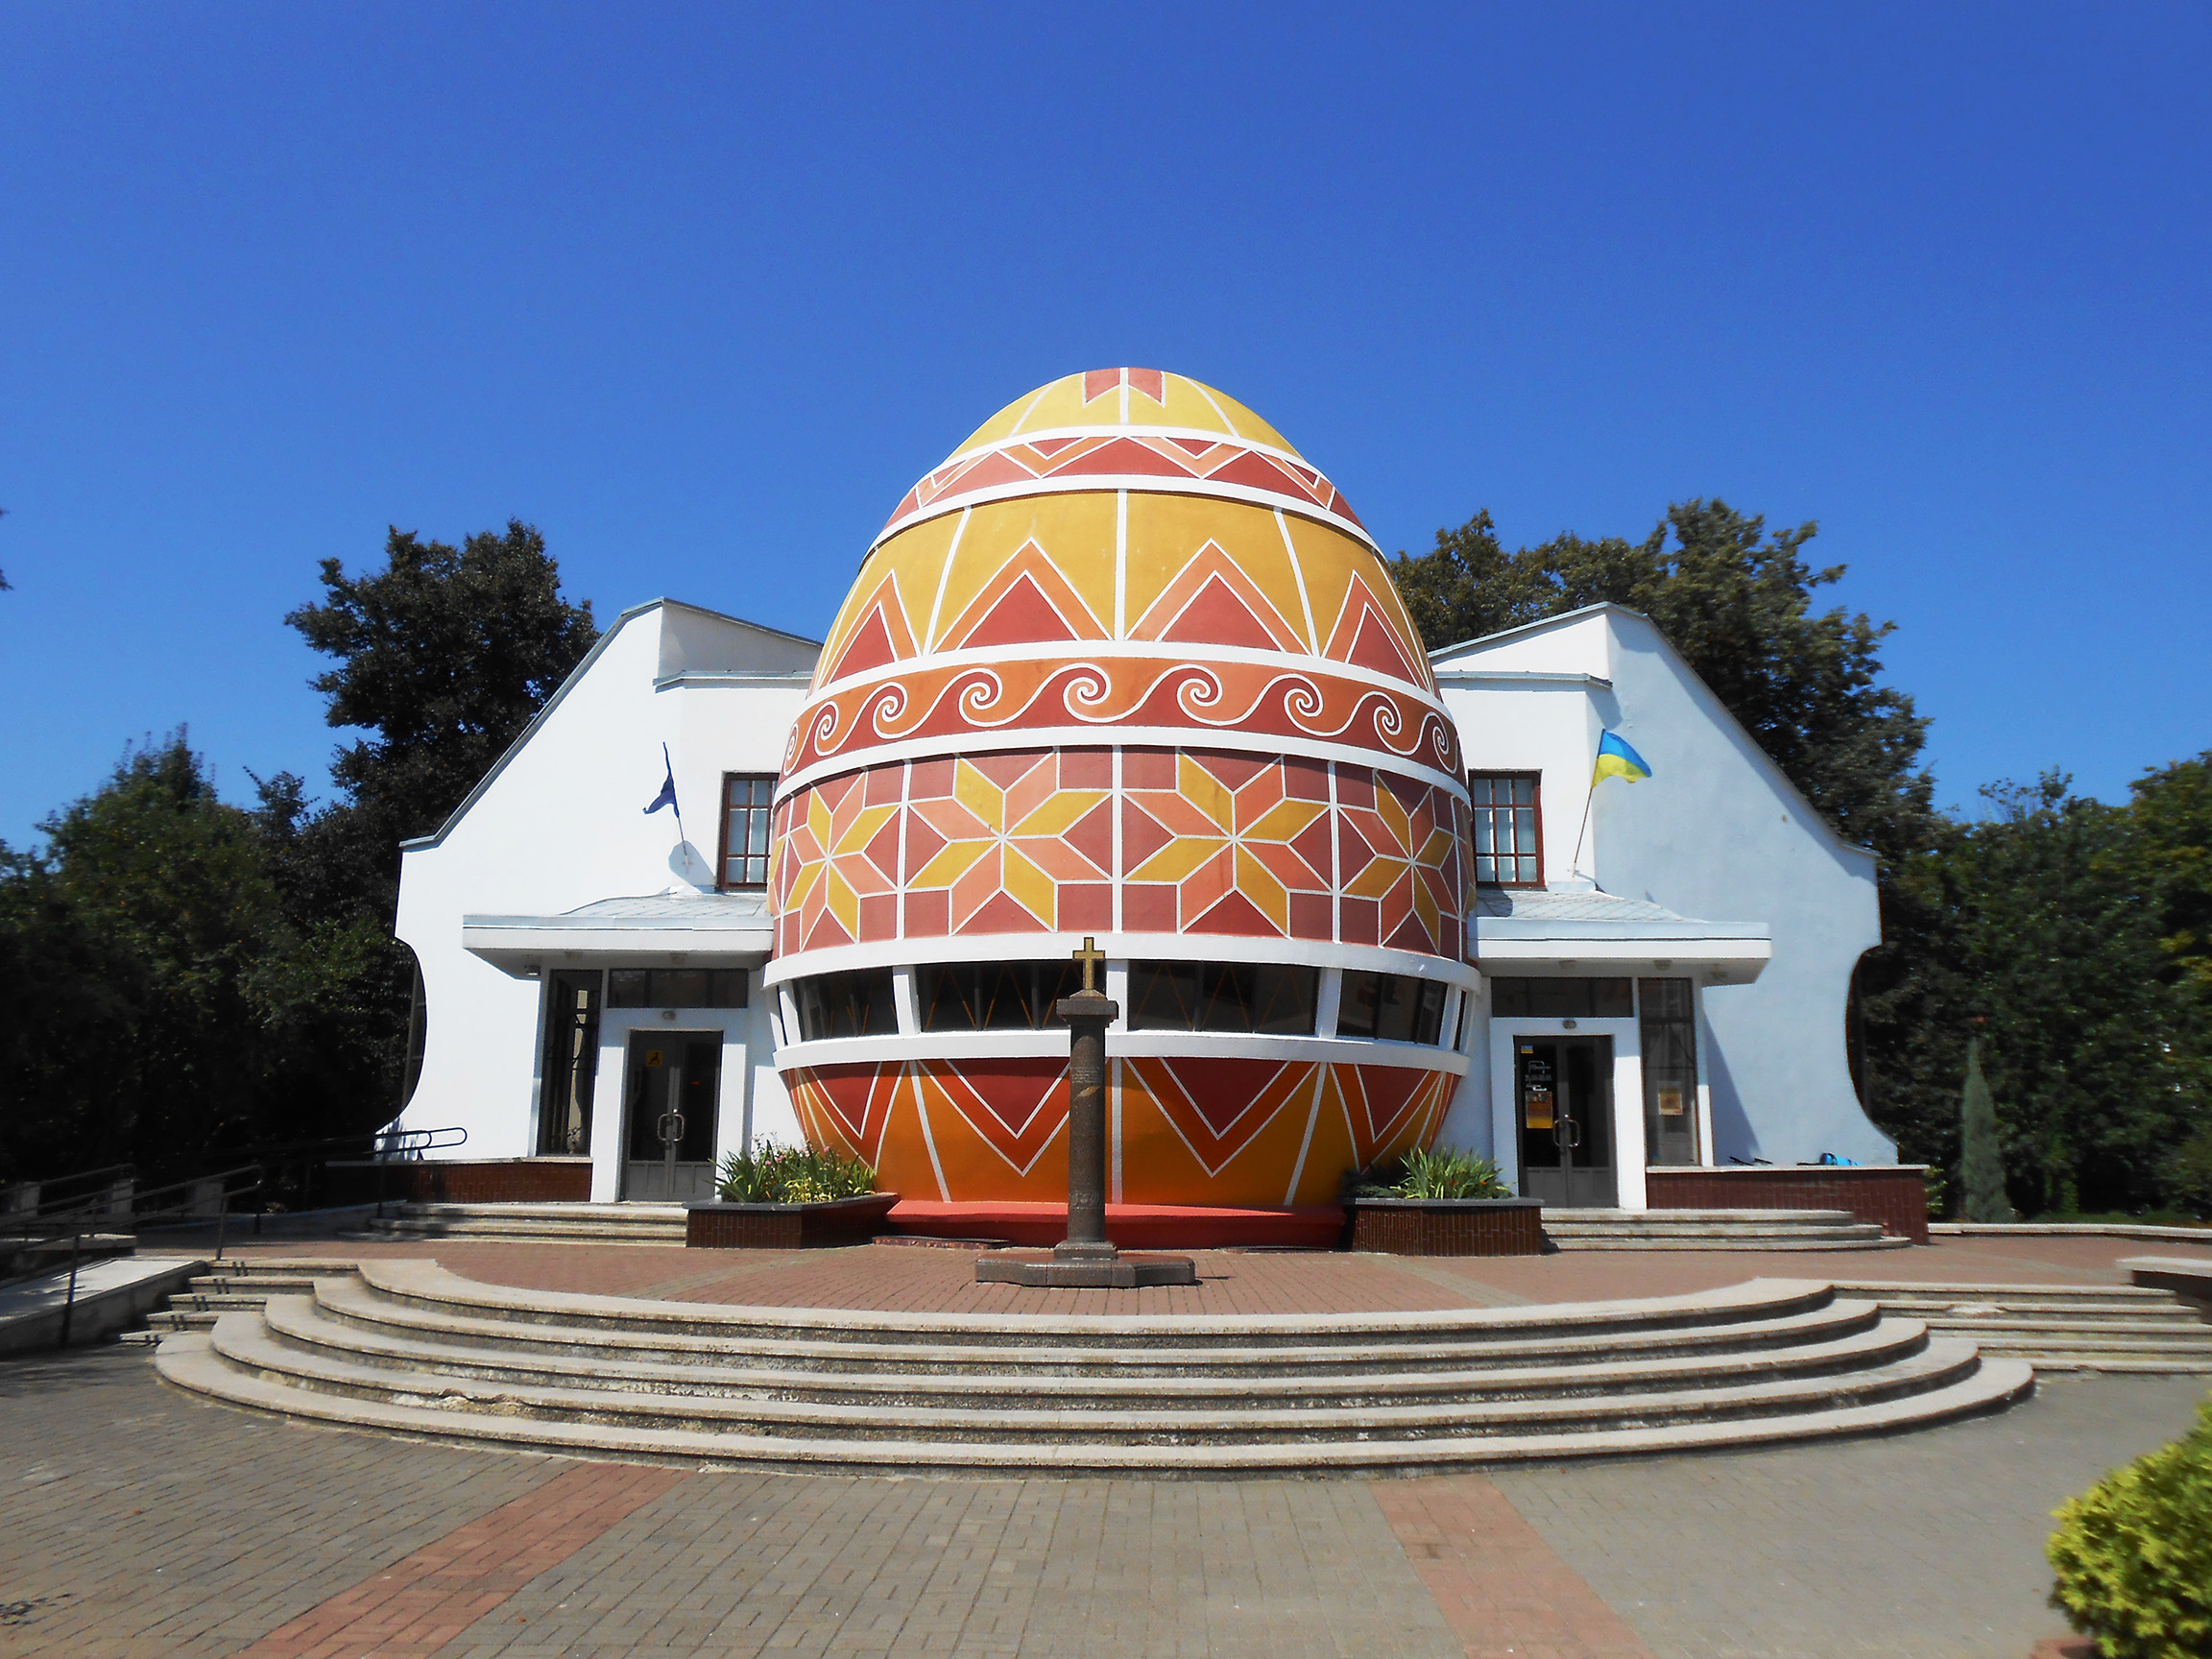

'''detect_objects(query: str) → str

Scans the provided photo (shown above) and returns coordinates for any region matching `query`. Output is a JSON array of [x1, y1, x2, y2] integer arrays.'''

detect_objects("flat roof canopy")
[[462, 892, 772, 976], [1472, 887, 1771, 985]]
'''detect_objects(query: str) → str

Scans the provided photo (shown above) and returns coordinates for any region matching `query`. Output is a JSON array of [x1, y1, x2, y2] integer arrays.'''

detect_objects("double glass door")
[[1516, 1037, 1618, 1208], [621, 1032, 722, 1200]]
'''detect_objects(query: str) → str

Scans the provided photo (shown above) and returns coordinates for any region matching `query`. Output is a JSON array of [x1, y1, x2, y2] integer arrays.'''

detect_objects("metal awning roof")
[[461, 892, 774, 975], [1472, 886, 1771, 981]]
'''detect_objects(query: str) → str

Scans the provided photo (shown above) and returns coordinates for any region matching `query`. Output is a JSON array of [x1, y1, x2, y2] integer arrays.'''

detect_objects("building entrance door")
[[1515, 1037, 1619, 1208], [621, 1032, 722, 1200]]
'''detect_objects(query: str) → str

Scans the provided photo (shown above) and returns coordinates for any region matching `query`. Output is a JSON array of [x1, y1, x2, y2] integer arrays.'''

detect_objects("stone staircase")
[[1542, 1209, 1910, 1251], [123, 1257, 360, 1345], [364, 1202, 687, 1244], [1832, 1281, 2212, 1373], [151, 1261, 2029, 1474]]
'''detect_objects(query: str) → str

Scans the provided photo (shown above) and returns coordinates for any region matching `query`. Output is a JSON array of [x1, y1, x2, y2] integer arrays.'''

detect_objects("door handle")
[[657, 1110, 686, 1146], [1555, 1117, 1582, 1150]]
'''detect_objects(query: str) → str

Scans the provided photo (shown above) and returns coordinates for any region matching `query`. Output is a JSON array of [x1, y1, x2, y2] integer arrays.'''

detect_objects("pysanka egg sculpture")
[[766, 369, 1474, 1212]]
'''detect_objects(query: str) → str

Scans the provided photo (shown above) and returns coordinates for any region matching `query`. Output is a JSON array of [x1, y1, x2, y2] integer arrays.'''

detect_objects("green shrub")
[[2047, 1395, 2212, 1659], [715, 1139, 876, 1204], [1344, 1146, 1513, 1201], [2163, 1124, 2212, 1221], [1923, 1166, 1949, 1220]]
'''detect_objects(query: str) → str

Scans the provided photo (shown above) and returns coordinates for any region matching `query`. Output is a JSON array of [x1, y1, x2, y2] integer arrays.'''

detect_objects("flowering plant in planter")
[[715, 1140, 876, 1205], [1344, 1147, 1513, 1201]]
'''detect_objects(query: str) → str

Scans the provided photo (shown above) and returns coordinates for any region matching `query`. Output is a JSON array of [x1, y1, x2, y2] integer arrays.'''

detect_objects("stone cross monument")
[[975, 938, 1198, 1288]]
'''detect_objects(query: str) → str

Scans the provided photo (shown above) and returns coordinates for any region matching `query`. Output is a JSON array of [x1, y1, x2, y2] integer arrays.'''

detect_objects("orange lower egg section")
[[782, 1053, 1457, 1211]]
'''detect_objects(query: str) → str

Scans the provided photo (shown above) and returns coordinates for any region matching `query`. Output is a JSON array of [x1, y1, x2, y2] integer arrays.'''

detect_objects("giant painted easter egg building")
[[764, 369, 1477, 1220]]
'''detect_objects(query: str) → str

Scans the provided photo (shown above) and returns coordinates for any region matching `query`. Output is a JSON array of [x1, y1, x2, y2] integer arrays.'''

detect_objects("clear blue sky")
[[3, 3, 2206, 849]]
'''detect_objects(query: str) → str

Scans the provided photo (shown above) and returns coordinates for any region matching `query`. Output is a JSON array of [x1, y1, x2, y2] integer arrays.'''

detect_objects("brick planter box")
[[685, 1192, 901, 1249], [1344, 1197, 1546, 1256], [1645, 1165, 1932, 1245]]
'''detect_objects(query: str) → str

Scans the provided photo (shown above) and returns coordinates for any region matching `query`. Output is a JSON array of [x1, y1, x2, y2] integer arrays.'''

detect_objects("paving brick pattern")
[[234, 1463, 686, 1659], [1375, 1476, 1654, 1658], [0, 1348, 553, 1657], [1490, 1375, 2211, 1659], [4, 1345, 2205, 1656], [160, 1230, 2212, 1320]]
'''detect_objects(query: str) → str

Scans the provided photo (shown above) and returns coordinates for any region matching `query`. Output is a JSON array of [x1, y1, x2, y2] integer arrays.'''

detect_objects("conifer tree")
[[1960, 1033, 2012, 1222]]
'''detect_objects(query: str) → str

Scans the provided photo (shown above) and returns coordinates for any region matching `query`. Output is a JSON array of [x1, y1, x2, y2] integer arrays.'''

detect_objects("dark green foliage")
[[1393, 498, 2208, 1215], [715, 1140, 877, 1204], [1959, 1037, 2011, 1222], [1877, 774, 2208, 1215], [2047, 1395, 2212, 1659], [0, 736, 400, 1183], [0, 523, 598, 1186], [287, 520, 599, 859], [1392, 500, 1935, 861]]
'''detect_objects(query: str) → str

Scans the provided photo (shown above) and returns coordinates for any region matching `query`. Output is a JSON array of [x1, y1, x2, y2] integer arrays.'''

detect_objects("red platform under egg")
[[887, 1200, 1347, 1250]]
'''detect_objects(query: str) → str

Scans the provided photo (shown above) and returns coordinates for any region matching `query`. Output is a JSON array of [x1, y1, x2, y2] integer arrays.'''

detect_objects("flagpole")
[[1572, 778, 1595, 880]]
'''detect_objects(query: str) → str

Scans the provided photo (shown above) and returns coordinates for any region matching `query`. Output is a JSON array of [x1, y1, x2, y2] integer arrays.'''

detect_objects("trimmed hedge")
[[2047, 1395, 2212, 1659]]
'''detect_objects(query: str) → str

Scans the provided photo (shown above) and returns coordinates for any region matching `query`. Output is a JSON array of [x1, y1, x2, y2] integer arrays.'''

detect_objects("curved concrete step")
[[204, 1312, 1982, 1446], [256, 1291, 1932, 1410], [306, 1270, 1873, 1379], [154, 1331, 2033, 1475], [1547, 1237, 1912, 1252]]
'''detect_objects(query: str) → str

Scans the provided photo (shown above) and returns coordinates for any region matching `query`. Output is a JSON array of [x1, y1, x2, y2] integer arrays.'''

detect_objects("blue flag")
[[643, 745, 679, 816]]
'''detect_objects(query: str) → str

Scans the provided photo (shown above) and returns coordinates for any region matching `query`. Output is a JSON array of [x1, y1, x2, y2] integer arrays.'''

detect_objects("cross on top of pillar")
[[1072, 935, 1105, 994]]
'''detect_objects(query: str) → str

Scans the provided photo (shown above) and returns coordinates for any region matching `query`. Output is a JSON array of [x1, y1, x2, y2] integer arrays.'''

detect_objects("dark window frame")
[[792, 968, 901, 1042], [718, 773, 777, 891], [1488, 977, 1634, 1019], [1468, 770, 1545, 888], [1638, 976, 1701, 1166], [1337, 970, 1451, 1046], [918, 961, 1080, 1033], [1126, 960, 1320, 1037], [606, 968, 749, 1010], [537, 969, 603, 1156]]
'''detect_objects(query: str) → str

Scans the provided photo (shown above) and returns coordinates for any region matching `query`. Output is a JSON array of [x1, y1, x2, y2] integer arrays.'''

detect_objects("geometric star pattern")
[[772, 747, 1466, 959]]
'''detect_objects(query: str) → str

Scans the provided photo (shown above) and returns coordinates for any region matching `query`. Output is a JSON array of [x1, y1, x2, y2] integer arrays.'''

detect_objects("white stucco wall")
[[1429, 606, 1890, 1171], [393, 600, 817, 1173], [1589, 610, 1888, 1165]]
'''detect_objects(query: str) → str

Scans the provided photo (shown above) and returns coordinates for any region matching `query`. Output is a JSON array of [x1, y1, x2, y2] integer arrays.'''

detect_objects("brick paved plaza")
[[6, 1236, 2208, 1658]]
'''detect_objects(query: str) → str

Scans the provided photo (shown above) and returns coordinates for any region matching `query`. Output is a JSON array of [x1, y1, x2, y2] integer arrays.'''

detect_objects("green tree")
[[1877, 775, 2204, 1214], [1393, 499, 1935, 860], [267, 520, 599, 1125], [0, 734, 397, 1183], [1959, 1033, 2010, 1221], [286, 519, 599, 898]]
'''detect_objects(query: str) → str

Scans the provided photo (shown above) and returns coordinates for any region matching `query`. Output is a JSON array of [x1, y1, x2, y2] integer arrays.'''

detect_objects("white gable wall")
[[1590, 610, 1888, 1165], [394, 602, 815, 1165]]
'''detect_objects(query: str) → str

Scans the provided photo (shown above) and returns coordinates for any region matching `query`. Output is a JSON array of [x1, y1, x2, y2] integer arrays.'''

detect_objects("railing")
[[8, 1127, 474, 1352]]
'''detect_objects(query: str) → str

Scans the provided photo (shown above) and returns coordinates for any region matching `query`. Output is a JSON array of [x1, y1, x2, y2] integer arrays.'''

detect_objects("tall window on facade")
[[1469, 772, 1542, 886], [1639, 977, 1699, 1166], [719, 774, 775, 889], [1128, 961, 1318, 1036], [537, 971, 602, 1155], [792, 969, 899, 1041], [920, 961, 1079, 1032]]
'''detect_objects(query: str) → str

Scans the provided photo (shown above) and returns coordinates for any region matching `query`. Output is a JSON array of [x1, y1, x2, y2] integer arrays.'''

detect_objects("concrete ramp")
[[0, 1256, 204, 1355]]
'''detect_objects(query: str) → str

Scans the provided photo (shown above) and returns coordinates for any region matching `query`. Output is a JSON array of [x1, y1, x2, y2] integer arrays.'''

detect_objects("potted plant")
[[685, 1141, 899, 1248], [1340, 1147, 1545, 1256]]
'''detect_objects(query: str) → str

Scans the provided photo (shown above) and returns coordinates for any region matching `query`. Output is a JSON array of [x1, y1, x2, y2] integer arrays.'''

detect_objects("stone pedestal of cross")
[[974, 937, 1199, 1289]]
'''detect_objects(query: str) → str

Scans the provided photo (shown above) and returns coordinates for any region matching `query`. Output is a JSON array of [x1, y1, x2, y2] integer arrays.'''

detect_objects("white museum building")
[[389, 593, 1894, 1219]]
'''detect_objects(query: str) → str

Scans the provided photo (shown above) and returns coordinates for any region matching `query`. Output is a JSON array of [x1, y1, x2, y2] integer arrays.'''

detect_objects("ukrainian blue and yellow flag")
[[1591, 731, 1652, 785]]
